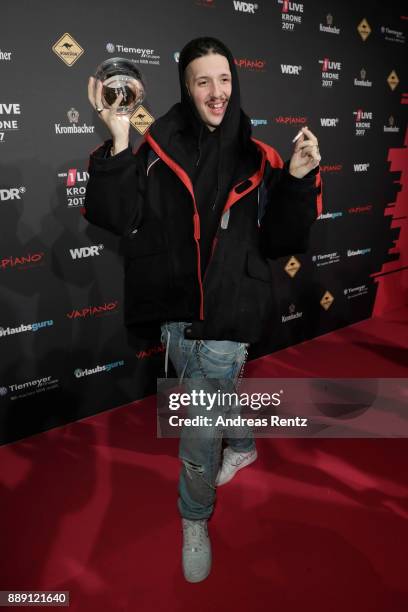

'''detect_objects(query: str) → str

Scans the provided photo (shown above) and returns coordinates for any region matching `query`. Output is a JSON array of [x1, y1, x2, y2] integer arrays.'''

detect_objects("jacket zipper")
[[202, 235, 218, 286], [202, 151, 267, 285], [146, 133, 205, 319]]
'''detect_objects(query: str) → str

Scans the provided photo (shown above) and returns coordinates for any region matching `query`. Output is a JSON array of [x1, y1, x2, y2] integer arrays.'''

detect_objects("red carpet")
[[1, 307, 407, 611]]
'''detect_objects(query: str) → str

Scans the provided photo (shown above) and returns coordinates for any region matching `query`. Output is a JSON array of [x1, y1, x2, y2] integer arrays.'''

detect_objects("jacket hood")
[[148, 38, 257, 182], [177, 38, 242, 145]]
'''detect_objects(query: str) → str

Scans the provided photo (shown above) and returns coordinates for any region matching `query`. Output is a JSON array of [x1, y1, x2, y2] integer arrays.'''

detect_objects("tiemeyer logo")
[[320, 118, 339, 128], [130, 105, 155, 135], [312, 252, 340, 267], [354, 163, 370, 172], [383, 115, 400, 134], [2, 375, 59, 401], [277, 0, 303, 32], [52, 33, 84, 67], [251, 119, 268, 127], [0, 320, 54, 338], [353, 109, 373, 136], [348, 205, 372, 214], [74, 360, 125, 378], [275, 116, 307, 125], [0, 103, 21, 143], [233, 1, 258, 14], [70, 244, 104, 259], [380, 25, 405, 44], [55, 109, 94, 135], [284, 256, 301, 277], [58, 168, 89, 208], [281, 64, 302, 76], [282, 303, 302, 323], [0, 186, 26, 201], [320, 291, 334, 310], [387, 70, 399, 91], [344, 285, 368, 298], [319, 13, 340, 35], [0, 252, 45, 271], [67, 301, 119, 319], [0, 49, 12, 61], [319, 58, 341, 87], [347, 248, 371, 257], [106, 42, 160, 65], [357, 18, 371, 41], [354, 68, 372, 87], [235, 58, 266, 71]]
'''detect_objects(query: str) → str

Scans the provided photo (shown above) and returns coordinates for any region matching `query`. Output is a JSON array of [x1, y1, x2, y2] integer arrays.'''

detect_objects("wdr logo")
[[69, 245, 104, 259], [320, 118, 339, 127], [233, 1, 258, 13], [281, 64, 302, 75], [353, 163, 370, 172], [0, 186, 26, 201]]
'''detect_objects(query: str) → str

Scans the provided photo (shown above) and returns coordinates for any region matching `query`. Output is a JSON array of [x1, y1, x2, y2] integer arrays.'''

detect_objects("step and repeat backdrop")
[[0, 0, 407, 444]]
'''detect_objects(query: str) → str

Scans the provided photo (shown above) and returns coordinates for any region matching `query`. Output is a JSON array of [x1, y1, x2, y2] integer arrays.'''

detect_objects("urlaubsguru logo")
[[0, 320, 54, 338]]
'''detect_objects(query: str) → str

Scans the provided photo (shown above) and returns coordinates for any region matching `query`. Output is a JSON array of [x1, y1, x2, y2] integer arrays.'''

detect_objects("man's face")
[[185, 53, 232, 131]]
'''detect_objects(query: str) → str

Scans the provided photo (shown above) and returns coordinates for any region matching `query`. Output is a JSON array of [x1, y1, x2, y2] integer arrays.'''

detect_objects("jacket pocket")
[[122, 225, 173, 319], [229, 250, 274, 338], [246, 251, 273, 283], [122, 223, 168, 258], [124, 249, 173, 320]]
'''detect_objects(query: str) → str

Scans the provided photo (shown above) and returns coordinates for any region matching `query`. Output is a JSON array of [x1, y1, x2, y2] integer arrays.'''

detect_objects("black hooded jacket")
[[83, 50, 323, 343]]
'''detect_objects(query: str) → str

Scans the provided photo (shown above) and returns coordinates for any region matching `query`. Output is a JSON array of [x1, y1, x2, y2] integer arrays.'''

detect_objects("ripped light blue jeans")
[[160, 321, 256, 520]]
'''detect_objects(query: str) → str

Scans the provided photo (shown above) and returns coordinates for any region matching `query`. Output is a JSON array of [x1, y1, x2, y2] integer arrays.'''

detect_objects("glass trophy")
[[94, 57, 145, 115]]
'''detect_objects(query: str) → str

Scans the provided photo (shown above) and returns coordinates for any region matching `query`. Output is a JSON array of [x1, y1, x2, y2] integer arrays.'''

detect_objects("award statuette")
[[94, 57, 145, 115]]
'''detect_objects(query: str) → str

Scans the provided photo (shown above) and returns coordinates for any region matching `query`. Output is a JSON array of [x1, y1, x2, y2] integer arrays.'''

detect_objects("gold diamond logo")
[[284, 256, 301, 278], [130, 105, 155, 135], [320, 290, 334, 310], [357, 19, 371, 41], [387, 70, 399, 90], [52, 33, 84, 67]]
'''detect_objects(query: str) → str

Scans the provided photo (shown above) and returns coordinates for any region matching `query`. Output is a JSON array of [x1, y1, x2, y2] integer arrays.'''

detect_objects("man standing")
[[85, 37, 322, 583]]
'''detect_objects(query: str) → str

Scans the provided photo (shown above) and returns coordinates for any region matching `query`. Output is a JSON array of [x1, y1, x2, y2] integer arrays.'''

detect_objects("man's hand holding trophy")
[[87, 57, 145, 156]]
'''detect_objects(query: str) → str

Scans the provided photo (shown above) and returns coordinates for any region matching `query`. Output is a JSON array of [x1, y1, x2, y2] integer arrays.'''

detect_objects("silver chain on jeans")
[[236, 344, 249, 391], [194, 340, 207, 379]]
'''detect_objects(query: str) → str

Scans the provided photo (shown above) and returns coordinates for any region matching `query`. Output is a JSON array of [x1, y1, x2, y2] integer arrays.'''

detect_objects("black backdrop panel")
[[0, 0, 407, 445]]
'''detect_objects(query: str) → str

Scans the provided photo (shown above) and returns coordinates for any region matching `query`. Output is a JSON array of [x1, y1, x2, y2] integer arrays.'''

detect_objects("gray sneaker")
[[215, 446, 258, 486], [182, 518, 212, 583]]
